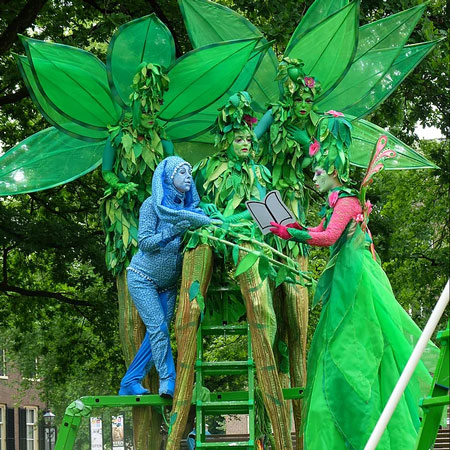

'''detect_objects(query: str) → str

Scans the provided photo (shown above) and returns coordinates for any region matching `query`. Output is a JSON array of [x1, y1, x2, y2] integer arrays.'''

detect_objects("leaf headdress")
[[213, 90, 259, 155]]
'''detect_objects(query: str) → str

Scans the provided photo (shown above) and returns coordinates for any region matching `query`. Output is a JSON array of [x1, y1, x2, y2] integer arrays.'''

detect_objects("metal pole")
[[364, 280, 450, 450]]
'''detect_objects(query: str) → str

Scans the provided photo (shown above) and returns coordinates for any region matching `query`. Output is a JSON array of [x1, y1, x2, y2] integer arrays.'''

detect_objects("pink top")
[[306, 196, 362, 247]]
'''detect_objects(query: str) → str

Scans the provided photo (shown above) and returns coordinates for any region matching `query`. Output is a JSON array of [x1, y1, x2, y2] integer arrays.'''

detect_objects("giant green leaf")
[[107, 14, 176, 109], [286, 0, 348, 54], [316, 3, 426, 113], [0, 128, 105, 196], [286, 1, 359, 97], [159, 38, 260, 121], [178, 0, 281, 111], [21, 36, 122, 130], [16, 55, 108, 142], [165, 45, 265, 141], [348, 116, 438, 170], [342, 40, 440, 119]]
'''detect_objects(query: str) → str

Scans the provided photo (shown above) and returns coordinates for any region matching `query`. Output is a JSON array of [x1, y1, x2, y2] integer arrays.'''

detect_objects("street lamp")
[[43, 410, 56, 450]]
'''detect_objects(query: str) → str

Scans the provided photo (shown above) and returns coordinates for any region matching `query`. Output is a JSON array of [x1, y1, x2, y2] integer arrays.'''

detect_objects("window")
[[0, 405, 5, 450], [0, 350, 6, 378], [25, 407, 38, 450]]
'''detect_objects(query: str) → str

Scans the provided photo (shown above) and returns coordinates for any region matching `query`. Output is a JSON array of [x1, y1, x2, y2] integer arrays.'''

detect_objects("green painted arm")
[[254, 109, 273, 139], [162, 139, 174, 157]]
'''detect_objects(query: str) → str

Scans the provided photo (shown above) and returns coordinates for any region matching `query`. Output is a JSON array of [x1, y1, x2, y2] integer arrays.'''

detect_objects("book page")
[[246, 190, 296, 235]]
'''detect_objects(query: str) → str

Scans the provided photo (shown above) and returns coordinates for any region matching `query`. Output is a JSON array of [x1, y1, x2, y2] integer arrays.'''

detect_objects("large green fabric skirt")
[[303, 226, 438, 450]]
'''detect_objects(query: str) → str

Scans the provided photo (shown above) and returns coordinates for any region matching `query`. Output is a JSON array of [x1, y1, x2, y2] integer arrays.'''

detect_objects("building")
[[0, 349, 47, 450]]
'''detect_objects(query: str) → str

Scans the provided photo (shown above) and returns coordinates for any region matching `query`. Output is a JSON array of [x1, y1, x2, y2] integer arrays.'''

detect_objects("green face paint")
[[313, 166, 339, 193], [140, 113, 157, 130], [293, 91, 314, 120], [232, 130, 253, 159]]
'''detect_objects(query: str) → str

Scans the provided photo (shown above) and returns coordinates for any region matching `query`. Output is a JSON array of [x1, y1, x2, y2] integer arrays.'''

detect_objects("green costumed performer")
[[253, 58, 324, 436], [2, 12, 263, 449], [269, 135, 439, 450], [167, 91, 298, 450], [175, 2, 441, 444]]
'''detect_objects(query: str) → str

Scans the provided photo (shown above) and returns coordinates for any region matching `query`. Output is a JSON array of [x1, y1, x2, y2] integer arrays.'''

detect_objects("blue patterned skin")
[[119, 156, 210, 397]]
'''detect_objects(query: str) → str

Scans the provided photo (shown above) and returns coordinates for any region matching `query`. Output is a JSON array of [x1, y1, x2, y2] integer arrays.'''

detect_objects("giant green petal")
[[0, 128, 105, 196], [21, 36, 122, 130], [316, 4, 426, 113], [165, 45, 265, 141], [107, 14, 176, 109], [17, 55, 108, 142], [178, 0, 281, 111], [285, 0, 348, 54], [159, 38, 260, 121], [342, 40, 440, 119], [348, 116, 438, 170], [286, 1, 359, 96]]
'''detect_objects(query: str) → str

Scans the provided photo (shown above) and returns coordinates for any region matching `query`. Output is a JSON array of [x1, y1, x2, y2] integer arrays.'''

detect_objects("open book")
[[246, 190, 297, 235]]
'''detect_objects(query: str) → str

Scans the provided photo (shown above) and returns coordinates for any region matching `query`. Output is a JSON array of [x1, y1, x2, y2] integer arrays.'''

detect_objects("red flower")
[[325, 110, 344, 117], [243, 114, 258, 128], [365, 200, 373, 215], [304, 77, 315, 88], [355, 213, 364, 223], [328, 190, 339, 207], [309, 139, 320, 156]]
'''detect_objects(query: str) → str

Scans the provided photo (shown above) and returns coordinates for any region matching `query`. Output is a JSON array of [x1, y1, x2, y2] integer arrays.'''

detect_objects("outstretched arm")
[[271, 197, 362, 247], [254, 109, 273, 139], [289, 197, 362, 247]]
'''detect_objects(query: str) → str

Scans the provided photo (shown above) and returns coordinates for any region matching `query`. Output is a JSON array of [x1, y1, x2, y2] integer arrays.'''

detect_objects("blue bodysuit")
[[119, 156, 210, 397]]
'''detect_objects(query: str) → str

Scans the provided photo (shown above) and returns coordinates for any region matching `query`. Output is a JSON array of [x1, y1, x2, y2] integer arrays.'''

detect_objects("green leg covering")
[[238, 243, 293, 450], [282, 254, 309, 450], [167, 245, 213, 450]]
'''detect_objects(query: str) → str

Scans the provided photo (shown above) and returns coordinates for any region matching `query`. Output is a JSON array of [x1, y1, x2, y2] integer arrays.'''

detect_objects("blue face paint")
[[172, 163, 192, 193]]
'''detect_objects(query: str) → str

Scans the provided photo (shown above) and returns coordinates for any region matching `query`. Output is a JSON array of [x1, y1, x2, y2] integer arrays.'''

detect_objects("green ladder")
[[415, 321, 450, 450], [195, 323, 256, 449]]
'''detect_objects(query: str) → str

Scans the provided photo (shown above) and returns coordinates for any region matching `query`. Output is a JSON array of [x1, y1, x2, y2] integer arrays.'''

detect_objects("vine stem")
[[186, 230, 313, 284], [217, 224, 301, 265]]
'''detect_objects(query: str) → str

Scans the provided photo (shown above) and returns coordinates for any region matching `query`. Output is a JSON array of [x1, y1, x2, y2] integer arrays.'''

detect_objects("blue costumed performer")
[[119, 156, 211, 397]]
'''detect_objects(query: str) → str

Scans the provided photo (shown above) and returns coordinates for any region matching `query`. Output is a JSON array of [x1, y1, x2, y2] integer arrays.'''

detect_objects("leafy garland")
[[100, 63, 169, 275]]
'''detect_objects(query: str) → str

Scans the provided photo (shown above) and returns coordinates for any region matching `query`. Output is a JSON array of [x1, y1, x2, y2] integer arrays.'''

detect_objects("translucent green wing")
[[0, 128, 105, 196], [285, 1, 359, 97], [107, 14, 176, 109], [159, 38, 260, 121], [20, 36, 122, 130], [165, 44, 266, 142], [16, 55, 108, 142], [316, 4, 426, 113], [178, 0, 281, 111], [341, 40, 440, 119], [285, 0, 349, 54], [348, 116, 438, 170]]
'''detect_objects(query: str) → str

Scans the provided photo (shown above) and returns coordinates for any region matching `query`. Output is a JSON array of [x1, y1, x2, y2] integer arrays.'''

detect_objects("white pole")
[[364, 280, 450, 450]]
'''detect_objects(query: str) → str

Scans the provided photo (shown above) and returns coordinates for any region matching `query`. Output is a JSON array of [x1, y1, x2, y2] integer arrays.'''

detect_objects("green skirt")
[[303, 227, 438, 450]]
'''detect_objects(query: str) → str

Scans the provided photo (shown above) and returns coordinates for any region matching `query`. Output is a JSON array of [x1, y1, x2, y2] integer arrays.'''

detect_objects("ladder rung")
[[197, 441, 254, 448], [196, 360, 254, 376], [201, 325, 248, 336], [198, 400, 253, 415]]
